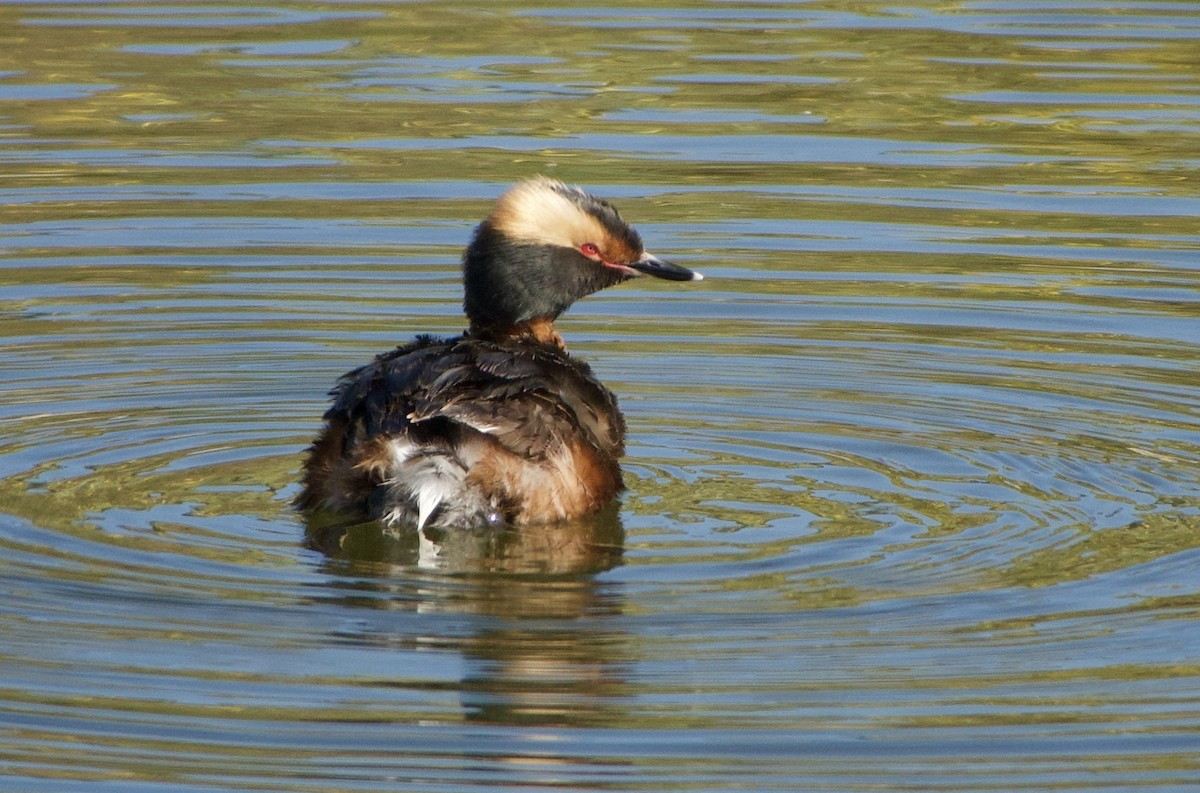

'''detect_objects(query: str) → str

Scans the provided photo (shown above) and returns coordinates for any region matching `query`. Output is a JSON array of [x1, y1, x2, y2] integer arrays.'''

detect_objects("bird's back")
[[298, 333, 626, 529]]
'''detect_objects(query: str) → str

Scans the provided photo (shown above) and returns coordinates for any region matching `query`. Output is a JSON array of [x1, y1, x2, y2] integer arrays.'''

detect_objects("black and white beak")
[[627, 252, 704, 282]]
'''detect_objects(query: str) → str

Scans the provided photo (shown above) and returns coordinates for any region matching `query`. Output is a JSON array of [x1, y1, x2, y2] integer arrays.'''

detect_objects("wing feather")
[[326, 335, 624, 461]]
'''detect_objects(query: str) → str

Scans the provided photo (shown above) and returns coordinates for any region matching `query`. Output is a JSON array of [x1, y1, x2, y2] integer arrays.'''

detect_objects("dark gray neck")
[[461, 222, 627, 331]]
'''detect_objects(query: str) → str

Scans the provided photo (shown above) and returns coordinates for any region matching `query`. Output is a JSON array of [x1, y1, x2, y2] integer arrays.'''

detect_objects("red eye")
[[579, 243, 601, 258]]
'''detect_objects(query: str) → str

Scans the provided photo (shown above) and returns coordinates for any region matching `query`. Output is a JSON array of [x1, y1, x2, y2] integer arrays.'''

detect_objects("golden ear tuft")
[[489, 177, 610, 251]]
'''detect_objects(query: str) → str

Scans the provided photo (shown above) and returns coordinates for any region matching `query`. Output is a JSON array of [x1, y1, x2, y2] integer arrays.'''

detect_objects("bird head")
[[462, 177, 702, 332]]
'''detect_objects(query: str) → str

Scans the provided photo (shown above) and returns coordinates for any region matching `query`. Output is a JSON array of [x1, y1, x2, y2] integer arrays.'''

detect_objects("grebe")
[[297, 177, 702, 531]]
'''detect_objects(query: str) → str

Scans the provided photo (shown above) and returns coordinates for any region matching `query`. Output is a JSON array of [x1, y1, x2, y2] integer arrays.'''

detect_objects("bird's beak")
[[627, 252, 704, 282]]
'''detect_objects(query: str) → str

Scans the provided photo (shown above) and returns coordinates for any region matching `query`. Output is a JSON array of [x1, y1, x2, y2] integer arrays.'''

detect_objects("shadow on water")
[[305, 504, 629, 728], [304, 501, 625, 576]]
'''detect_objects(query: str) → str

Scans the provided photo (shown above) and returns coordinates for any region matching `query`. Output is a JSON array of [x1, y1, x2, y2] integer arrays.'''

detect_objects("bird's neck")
[[467, 317, 565, 350]]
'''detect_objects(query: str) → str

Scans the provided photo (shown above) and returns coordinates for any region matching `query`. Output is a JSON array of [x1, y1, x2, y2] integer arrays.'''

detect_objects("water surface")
[[2, 2, 1199, 791]]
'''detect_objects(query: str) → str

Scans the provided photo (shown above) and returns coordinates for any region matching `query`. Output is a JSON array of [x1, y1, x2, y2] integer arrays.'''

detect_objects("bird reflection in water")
[[304, 503, 630, 731]]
